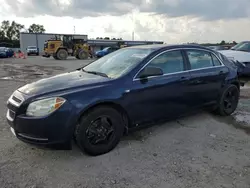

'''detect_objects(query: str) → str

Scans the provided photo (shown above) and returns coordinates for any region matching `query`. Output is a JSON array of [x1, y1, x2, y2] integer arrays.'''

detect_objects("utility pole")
[[132, 31, 134, 41], [74, 26, 76, 34]]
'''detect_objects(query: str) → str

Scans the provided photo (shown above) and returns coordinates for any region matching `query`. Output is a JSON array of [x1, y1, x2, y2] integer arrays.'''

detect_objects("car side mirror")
[[138, 66, 163, 79]]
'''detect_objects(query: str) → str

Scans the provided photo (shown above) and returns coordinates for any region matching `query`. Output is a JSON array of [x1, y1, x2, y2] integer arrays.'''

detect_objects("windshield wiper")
[[82, 68, 109, 78]]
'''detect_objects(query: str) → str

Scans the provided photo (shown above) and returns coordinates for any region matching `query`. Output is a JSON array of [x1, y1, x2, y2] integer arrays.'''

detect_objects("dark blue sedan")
[[0, 47, 14, 58], [6, 44, 240, 156]]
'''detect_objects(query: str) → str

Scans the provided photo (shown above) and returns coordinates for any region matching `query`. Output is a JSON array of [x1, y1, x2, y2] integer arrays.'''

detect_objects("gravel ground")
[[0, 57, 250, 188]]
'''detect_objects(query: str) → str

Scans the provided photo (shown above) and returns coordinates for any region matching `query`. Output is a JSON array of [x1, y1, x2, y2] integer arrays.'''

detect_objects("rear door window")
[[211, 54, 222, 66], [186, 50, 214, 70]]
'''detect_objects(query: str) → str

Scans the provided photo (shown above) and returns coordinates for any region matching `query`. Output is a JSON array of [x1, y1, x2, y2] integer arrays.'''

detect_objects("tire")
[[77, 50, 88, 60], [75, 106, 124, 156], [215, 84, 239, 116], [56, 49, 68, 60]]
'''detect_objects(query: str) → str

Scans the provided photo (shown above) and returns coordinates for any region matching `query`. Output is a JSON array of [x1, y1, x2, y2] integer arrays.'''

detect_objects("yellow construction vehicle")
[[117, 41, 127, 48], [43, 35, 91, 60]]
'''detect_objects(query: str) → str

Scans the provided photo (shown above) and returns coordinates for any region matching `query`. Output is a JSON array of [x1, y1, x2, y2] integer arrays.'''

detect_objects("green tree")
[[220, 40, 226, 45], [0, 20, 24, 40], [28, 24, 45, 33], [0, 30, 5, 40]]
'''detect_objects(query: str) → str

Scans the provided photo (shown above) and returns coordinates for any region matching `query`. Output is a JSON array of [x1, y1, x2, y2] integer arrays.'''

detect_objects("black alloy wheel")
[[86, 116, 115, 145], [216, 85, 239, 116], [75, 106, 124, 156]]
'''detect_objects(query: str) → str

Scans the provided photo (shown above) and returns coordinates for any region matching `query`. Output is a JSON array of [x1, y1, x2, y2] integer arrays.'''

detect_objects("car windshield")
[[0, 47, 6, 52], [231, 42, 250, 52], [83, 48, 155, 79], [102, 47, 110, 51]]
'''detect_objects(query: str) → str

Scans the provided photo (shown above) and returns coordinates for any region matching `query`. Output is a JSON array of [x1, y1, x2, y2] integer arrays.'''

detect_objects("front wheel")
[[75, 106, 124, 156], [215, 85, 239, 116], [56, 49, 68, 60]]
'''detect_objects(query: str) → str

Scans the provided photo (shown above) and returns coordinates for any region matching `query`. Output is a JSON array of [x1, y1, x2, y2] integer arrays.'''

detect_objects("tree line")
[[95, 37, 123, 40], [188, 40, 238, 46], [0, 20, 45, 47]]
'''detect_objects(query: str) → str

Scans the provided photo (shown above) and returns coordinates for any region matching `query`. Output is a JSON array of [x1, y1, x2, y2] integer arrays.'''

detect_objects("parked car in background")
[[27, 46, 39, 56], [95, 46, 119, 58], [0, 47, 14, 58], [208, 46, 228, 51], [219, 41, 250, 76], [6, 44, 240, 156]]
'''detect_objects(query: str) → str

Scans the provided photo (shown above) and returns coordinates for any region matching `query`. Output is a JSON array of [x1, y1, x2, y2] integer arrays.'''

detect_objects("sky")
[[1, 0, 250, 43]]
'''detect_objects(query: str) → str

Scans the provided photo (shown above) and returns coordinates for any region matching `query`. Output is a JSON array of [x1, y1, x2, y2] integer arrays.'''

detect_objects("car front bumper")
[[0, 53, 7, 57], [6, 94, 77, 145], [27, 51, 38, 54]]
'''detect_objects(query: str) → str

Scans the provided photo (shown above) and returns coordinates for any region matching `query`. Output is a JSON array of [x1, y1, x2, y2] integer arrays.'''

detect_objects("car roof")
[[126, 44, 212, 51], [240, 41, 250, 43]]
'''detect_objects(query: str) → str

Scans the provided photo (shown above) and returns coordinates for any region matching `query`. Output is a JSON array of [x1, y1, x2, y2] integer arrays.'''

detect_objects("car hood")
[[219, 50, 250, 62], [18, 70, 110, 95]]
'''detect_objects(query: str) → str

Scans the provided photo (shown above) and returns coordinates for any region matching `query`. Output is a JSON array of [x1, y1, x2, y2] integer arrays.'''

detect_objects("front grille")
[[7, 102, 18, 112], [8, 92, 23, 107], [12, 96, 22, 103]]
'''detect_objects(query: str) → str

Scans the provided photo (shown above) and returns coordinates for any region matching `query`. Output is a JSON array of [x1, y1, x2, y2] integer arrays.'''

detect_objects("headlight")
[[26, 97, 66, 117]]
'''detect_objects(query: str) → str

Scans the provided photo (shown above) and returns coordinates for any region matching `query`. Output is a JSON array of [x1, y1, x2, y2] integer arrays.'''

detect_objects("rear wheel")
[[215, 85, 239, 116], [56, 49, 68, 60], [75, 106, 124, 156], [77, 50, 88, 60]]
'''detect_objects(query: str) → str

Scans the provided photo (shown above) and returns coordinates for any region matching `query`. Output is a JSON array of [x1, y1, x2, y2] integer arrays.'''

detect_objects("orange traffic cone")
[[22, 53, 26, 59]]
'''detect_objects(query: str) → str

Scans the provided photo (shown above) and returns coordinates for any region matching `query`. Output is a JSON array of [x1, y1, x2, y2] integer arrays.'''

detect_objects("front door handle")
[[180, 76, 189, 81], [219, 70, 226, 75], [191, 80, 202, 84]]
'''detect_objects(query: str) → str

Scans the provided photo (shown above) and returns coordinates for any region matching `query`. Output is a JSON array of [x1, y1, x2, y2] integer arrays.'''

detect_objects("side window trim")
[[209, 52, 216, 67], [133, 48, 225, 81], [133, 49, 186, 80], [210, 52, 222, 66]]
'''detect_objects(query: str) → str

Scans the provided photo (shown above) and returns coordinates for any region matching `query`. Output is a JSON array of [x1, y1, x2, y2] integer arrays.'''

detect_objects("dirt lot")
[[0, 57, 250, 188]]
